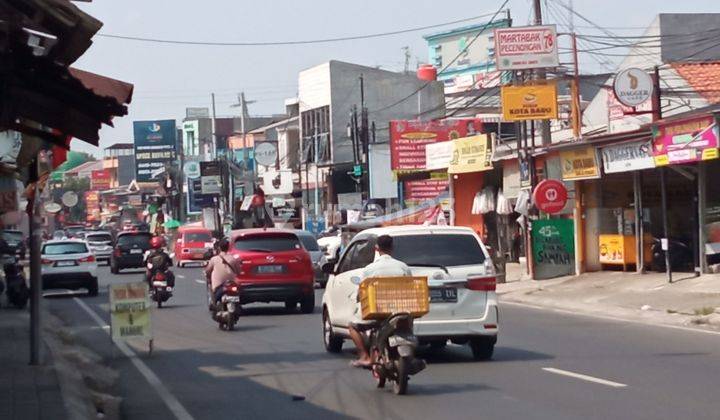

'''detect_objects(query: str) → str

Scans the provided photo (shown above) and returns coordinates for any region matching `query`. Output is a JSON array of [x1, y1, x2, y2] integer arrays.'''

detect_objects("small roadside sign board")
[[110, 282, 152, 341], [494, 25, 559, 71]]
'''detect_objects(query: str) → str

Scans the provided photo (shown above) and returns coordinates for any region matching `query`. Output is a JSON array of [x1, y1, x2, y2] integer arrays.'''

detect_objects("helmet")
[[150, 236, 166, 249]]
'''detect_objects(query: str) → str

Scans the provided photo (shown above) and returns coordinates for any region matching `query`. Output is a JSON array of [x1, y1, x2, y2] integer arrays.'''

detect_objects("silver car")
[[84, 231, 114, 264], [295, 230, 328, 287]]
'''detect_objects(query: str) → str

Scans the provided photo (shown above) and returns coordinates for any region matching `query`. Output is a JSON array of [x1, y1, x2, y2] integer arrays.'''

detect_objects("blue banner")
[[133, 120, 177, 183]]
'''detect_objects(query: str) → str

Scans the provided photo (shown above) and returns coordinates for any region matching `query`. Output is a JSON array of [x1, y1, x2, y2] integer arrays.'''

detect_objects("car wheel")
[[87, 278, 99, 297], [470, 337, 495, 361], [322, 308, 343, 353], [300, 293, 315, 314]]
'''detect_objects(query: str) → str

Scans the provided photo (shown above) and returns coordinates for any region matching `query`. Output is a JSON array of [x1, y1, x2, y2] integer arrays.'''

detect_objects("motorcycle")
[[149, 269, 173, 308], [367, 313, 427, 395], [4, 262, 29, 309], [212, 280, 241, 331]]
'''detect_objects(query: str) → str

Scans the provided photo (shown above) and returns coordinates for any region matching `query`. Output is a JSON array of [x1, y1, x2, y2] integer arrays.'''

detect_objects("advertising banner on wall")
[[91, 169, 112, 191], [85, 191, 100, 222], [560, 146, 601, 180], [494, 25, 559, 71], [601, 140, 655, 173], [652, 115, 719, 166], [447, 134, 494, 174], [501, 82, 558, 121], [532, 218, 575, 280], [133, 120, 177, 183]]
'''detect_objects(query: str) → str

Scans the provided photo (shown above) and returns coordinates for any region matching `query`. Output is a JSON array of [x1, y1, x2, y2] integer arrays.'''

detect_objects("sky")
[[71, 0, 720, 155]]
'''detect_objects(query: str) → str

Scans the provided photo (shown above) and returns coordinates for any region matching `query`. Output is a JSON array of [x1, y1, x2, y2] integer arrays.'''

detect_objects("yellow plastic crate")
[[359, 276, 430, 320]]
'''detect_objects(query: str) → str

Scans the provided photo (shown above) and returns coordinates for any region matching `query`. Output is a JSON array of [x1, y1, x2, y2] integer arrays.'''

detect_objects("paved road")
[[45, 266, 720, 420]]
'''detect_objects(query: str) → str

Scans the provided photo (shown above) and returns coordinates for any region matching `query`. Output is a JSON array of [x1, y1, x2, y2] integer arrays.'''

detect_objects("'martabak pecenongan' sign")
[[494, 25, 559, 71]]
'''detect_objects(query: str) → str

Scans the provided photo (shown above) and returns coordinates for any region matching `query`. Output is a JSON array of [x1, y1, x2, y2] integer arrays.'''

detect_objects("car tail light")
[[78, 255, 96, 263], [41, 258, 53, 265], [466, 276, 496, 292], [227, 284, 239, 294]]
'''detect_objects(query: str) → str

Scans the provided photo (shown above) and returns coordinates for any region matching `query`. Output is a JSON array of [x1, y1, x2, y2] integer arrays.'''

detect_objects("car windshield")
[[43, 242, 88, 255], [2, 231, 23, 242], [117, 234, 151, 247], [86, 233, 112, 243], [185, 232, 212, 243], [392, 234, 486, 267], [297, 235, 319, 251], [234, 234, 301, 252]]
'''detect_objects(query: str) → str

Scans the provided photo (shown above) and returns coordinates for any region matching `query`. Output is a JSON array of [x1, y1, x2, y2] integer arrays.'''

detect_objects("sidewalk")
[[0, 308, 67, 420], [498, 264, 720, 331]]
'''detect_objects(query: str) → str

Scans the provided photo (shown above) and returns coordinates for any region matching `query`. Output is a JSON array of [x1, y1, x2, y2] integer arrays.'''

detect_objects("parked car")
[[317, 230, 342, 263], [85, 231, 114, 264], [294, 230, 328, 287], [41, 240, 98, 296], [1, 229, 26, 260], [321, 225, 498, 360], [216, 228, 315, 313], [174, 227, 214, 267], [110, 231, 153, 274]]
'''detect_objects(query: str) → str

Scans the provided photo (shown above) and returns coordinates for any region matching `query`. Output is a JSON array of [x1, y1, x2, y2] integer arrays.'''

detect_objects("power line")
[[96, 12, 506, 46]]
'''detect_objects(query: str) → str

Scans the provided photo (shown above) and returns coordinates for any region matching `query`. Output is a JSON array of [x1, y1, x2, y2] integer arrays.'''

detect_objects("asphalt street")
[[44, 265, 720, 420]]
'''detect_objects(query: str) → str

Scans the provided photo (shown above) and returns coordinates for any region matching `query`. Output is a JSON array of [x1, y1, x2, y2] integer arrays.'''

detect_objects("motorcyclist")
[[145, 236, 174, 288], [204, 238, 237, 307], [349, 235, 412, 368]]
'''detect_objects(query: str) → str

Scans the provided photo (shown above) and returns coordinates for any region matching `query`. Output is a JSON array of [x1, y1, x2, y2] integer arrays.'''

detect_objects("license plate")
[[430, 287, 458, 303], [130, 249, 142, 254], [56, 260, 77, 267], [153, 281, 167, 287], [257, 264, 284, 274], [223, 296, 240, 302]]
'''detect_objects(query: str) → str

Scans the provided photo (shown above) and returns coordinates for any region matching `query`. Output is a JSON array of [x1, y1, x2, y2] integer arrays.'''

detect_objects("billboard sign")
[[447, 134, 494, 174], [91, 169, 112, 191], [133, 120, 177, 183], [601, 140, 655, 173], [652, 115, 719, 166], [425, 141, 453, 171], [501, 82, 558, 121], [560, 146, 601, 180], [187, 179, 214, 214], [85, 191, 100, 222], [494, 25, 559, 71], [200, 161, 222, 195]]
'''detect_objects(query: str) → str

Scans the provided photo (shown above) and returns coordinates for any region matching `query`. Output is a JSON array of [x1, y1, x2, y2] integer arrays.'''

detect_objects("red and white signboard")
[[494, 25, 559, 71], [91, 169, 112, 191], [532, 179, 568, 214]]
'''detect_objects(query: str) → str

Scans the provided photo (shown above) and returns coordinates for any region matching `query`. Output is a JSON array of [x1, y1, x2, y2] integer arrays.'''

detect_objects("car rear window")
[[185, 232, 212, 243], [2, 231, 23, 242], [234, 234, 301, 252], [392, 234, 486, 267], [117, 234, 151, 247], [43, 242, 88, 255], [297, 235, 319, 251], [86, 233, 112, 243]]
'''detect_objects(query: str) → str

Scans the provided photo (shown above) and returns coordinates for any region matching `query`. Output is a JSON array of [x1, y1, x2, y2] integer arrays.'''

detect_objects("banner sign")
[[110, 282, 151, 340], [494, 25, 559, 71], [560, 146, 601, 180], [133, 120, 177, 183], [601, 140, 655, 173], [652, 115, 719, 166], [91, 169, 112, 191], [501, 82, 558, 121], [85, 191, 100, 222], [188, 178, 214, 214], [389, 119, 483, 172], [404, 179, 449, 205], [425, 141, 453, 171], [532, 218, 575, 280], [200, 161, 222, 195], [448, 134, 494, 174]]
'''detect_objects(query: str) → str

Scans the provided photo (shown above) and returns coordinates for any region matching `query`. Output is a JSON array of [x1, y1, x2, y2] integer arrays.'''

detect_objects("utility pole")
[[211, 93, 217, 159], [533, 0, 552, 147], [28, 157, 42, 365]]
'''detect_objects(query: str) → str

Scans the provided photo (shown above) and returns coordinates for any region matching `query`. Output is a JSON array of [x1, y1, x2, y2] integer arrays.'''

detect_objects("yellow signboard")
[[110, 282, 152, 340], [448, 135, 494, 174], [560, 146, 601, 180], [501, 82, 558, 121]]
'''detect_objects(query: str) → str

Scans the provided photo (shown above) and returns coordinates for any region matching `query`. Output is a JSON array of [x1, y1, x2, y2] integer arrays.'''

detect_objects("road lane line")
[[73, 298, 194, 420], [502, 301, 720, 336], [176, 274, 185, 279], [542, 367, 627, 388], [195, 279, 205, 285]]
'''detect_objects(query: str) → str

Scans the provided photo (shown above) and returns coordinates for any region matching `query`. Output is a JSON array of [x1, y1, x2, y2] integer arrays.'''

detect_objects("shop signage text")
[[560, 147, 601, 180], [133, 120, 177, 183], [200, 161, 222, 195], [448, 134, 494, 174], [652, 116, 719, 166], [533, 179, 568, 214], [532, 219, 575, 280], [90, 169, 112, 191], [613, 68, 653, 107], [494, 25, 559, 70], [501, 82, 558, 121], [110, 282, 151, 340], [601, 140, 655, 173]]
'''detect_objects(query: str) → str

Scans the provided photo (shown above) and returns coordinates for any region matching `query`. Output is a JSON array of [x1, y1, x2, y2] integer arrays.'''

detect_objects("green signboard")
[[532, 218, 575, 280]]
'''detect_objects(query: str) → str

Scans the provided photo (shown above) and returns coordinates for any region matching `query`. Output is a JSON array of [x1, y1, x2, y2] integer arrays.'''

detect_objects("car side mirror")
[[321, 262, 336, 275]]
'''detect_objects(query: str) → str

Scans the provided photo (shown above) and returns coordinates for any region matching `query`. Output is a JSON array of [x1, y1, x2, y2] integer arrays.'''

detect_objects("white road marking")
[[195, 279, 205, 285], [73, 298, 194, 420], [502, 301, 720, 336], [542, 367, 627, 388], [176, 274, 185, 279]]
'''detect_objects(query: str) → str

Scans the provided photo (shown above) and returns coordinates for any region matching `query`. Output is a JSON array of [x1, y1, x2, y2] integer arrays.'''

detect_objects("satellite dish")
[[44, 202, 62, 214], [61, 191, 78, 207]]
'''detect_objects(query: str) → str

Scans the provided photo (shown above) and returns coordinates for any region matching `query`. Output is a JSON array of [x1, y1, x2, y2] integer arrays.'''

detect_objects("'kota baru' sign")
[[501, 82, 558, 122]]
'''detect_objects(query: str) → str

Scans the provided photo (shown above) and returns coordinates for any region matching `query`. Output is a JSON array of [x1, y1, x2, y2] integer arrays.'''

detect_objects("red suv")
[[226, 229, 315, 313]]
